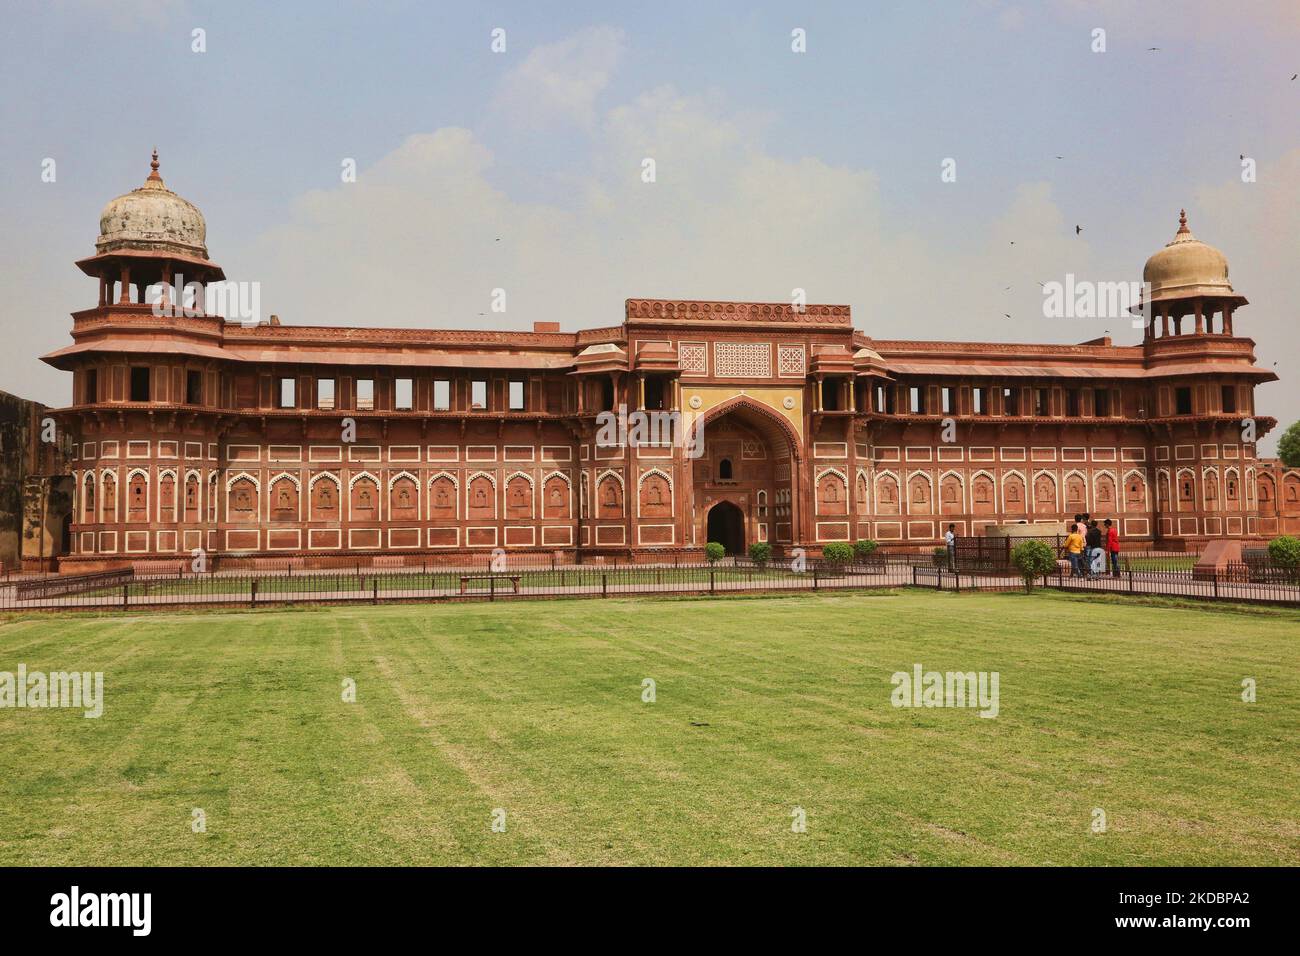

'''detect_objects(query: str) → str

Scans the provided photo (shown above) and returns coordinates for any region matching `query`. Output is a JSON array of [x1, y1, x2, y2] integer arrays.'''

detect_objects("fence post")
[[1212, 570, 1219, 600], [601, 573, 607, 598], [1128, 569, 1135, 594], [122, 583, 129, 610], [373, 577, 379, 605], [250, 578, 257, 608], [912, 565, 917, 587], [709, 570, 715, 594]]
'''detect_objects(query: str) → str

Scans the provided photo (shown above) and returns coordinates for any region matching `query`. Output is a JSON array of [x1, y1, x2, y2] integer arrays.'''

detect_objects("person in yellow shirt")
[[1064, 523, 1085, 576]]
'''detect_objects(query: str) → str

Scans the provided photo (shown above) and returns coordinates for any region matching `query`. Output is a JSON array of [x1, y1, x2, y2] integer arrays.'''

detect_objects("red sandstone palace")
[[43, 155, 1300, 570]]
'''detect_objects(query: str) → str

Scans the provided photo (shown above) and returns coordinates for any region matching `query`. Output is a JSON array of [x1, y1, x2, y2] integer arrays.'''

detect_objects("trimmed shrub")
[[853, 539, 879, 561], [704, 541, 726, 564], [1268, 535, 1300, 578], [1011, 540, 1057, 593], [821, 541, 853, 568], [748, 541, 773, 566]]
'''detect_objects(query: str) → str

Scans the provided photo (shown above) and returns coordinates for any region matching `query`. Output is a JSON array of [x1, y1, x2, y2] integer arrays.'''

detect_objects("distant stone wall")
[[0, 390, 73, 569]]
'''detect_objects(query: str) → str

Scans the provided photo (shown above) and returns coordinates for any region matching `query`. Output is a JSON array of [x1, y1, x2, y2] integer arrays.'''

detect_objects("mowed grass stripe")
[[0, 591, 1295, 865]]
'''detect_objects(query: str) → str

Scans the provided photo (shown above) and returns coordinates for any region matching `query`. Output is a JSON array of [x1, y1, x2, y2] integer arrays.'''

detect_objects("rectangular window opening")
[[356, 378, 374, 411], [395, 378, 413, 411], [1220, 385, 1237, 414], [317, 378, 336, 410], [129, 366, 150, 402]]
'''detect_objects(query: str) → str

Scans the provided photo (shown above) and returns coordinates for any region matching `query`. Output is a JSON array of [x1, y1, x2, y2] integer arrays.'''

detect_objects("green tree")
[[704, 541, 725, 564], [748, 542, 772, 566], [1278, 421, 1300, 468], [1011, 540, 1057, 593]]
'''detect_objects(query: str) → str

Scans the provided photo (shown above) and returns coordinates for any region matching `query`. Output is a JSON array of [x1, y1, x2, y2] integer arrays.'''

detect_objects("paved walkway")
[[919, 569, 1300, 605]]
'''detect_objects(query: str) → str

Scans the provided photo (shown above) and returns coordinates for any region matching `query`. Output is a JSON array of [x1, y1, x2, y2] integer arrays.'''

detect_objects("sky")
[[1, 0, 1296, 450]]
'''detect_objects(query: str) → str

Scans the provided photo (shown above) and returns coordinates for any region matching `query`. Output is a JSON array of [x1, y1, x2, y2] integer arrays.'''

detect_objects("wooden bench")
[[15, 567, 134, 600], [459, 574, 522, 594], [131, 559, 186, 575]]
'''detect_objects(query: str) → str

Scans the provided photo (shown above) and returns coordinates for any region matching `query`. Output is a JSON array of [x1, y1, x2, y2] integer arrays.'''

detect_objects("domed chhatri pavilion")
[[39, 155, 1300, 570]]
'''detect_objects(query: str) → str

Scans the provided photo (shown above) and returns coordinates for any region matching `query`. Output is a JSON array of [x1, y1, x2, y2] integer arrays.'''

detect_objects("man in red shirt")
[[1104, 519, 1121, 577]]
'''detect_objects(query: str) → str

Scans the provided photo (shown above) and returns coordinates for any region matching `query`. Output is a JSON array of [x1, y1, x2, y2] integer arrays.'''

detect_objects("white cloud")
[[240, 85, 1077, 340], [490, 26, 627, 130]]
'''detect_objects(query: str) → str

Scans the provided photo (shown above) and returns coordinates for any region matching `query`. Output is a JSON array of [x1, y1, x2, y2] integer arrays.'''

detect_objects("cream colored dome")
[[1141, 210, 1234, 304], [96, 151, 208, 259]]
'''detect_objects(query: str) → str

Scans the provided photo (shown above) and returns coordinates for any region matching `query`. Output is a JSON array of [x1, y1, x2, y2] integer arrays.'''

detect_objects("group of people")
[[1063, 514, 1121, 578], [939, 517, 1122, 579]]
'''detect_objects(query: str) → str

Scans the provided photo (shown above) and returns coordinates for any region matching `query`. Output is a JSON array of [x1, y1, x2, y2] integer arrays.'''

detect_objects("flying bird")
[[1003, 313, 1012, 319], [1291, 73, 1297, 81], [1075, 225, 1083, 235], [1147, 47, 1161, 52]]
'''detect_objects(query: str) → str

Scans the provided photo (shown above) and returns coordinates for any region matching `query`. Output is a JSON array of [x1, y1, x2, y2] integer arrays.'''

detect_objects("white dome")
[[96, 151, 208, 260], [1141, 210, 1234, 304]]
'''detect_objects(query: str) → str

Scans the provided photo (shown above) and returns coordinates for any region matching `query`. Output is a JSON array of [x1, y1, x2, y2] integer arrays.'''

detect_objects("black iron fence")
[[0, 558, 917, 612], [5, 553, 1294, 613]]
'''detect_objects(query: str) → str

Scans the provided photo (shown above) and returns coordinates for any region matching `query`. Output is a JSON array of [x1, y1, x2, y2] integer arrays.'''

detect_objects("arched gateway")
[[691, 396, 800, 551], [706, 501, 745, 554]]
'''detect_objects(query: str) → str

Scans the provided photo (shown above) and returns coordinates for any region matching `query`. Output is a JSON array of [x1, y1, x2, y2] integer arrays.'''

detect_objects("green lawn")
[[0, 590, 1296, 865]]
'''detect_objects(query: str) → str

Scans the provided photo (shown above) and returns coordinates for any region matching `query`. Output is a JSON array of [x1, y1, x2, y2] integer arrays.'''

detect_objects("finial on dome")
[[1177, 208, 1189, 234], [147, 148, 162, 184]]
